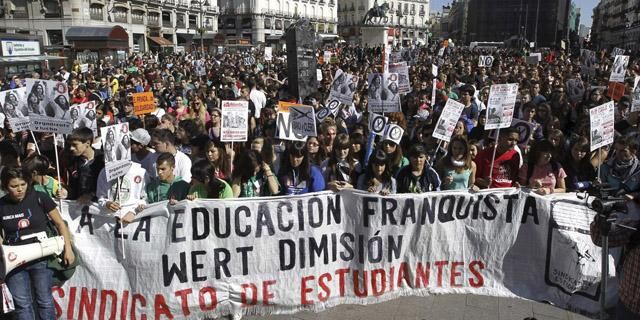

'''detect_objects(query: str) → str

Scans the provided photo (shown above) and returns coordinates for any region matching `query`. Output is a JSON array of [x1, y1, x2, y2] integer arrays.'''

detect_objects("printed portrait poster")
[[580, 49, 596, 78], [389, 61, 411, 94], [70, 101, 98, 136], [101, 123, 132, 181], [432, 98, 465, 142], [0, 87, 30, 131], [264, 47, 273, 61], [632, 76, 640, 113], [329, 69, 358, 105], [589, 101, 615, 152], [566, 78, 585, 104], [485, 83, 519, 130], [609, 55, 629, 83], [220, 100, 249, 142], [367, 73, 401, 113], [26, 78, 72, 134]]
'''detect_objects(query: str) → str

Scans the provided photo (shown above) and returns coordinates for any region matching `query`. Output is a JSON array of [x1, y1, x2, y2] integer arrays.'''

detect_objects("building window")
[[43, 1, 62, 18], [241, 17, 251, 28], [113, 7, 128, 23], [47, 29, 63, 45], [162, 12, 172, 27], [90, 4, 103, 21], [132, 10, 145, 24], [149, 12, 160, 26]]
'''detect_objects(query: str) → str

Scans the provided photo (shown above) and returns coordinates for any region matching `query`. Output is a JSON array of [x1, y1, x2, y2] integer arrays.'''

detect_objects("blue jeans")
[[6, 260, 55, 320]]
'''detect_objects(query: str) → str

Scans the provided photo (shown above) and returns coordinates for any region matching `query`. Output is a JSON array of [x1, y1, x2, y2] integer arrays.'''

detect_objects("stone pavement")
[[245, 295, 594, 320]]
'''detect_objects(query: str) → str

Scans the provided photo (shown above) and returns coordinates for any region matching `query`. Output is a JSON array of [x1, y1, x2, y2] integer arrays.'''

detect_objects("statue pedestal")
[[360, 25, 390, 47]]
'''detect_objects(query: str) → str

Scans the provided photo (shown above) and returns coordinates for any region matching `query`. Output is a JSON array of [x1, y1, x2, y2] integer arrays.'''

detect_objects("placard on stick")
[[133, 92, 156, 116]]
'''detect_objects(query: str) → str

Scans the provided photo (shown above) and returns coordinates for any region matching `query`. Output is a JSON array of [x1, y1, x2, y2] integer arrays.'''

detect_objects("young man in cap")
[[131, 128, 158, 178]]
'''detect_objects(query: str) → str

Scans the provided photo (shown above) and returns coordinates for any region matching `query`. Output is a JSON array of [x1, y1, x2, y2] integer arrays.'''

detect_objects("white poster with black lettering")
[[70, 101, 98, 136], [432, 99, 465, 142], [26, 78, 72, 134], [368, 73, 400, 113], [0, 87, 29, 131], [432, 64, 438, 77], [289, 105, 316, 137], [264, 47, 273, 61], [329, 69, 358, 105], [221, 100, 249, 142], [632, 76, 640, 113], [277, 103, 307, 142], [389, 62, 411, 94], [485, 83, 519, 130], [609, 55, 629, 83], [101, 122, 132, 181], [589, 101, 615, 152], [369, 113, 388, 136], [382, 123, 404, 145], [478, 56, 494, 68]]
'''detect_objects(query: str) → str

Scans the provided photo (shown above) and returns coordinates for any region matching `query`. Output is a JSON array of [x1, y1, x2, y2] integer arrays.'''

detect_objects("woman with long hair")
[[187, 159, 233, 199], [306, 136, 325, 166], [380, 138, 408, 177], [519, 139, 567, 195], [322, 133, 361, 190], [356, 149, 396, 195], [436, 135, 477, 190], [207, 108, 222, 143], [278, 142, 325, 195], [188, 97, 210, 126], [231, 149, 280, 197], [562, 137, 597, 191], [206, 140, 233, 181]]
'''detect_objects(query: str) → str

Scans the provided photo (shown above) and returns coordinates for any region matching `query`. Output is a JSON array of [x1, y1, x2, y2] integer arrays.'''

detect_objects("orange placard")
[[277, 101, 302, 112], [607, 82, 625, 102], [133, 92, 156, 115]]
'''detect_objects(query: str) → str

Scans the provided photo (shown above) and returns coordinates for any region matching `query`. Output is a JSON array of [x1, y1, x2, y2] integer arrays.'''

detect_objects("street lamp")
[[191, 0, 209, 55]]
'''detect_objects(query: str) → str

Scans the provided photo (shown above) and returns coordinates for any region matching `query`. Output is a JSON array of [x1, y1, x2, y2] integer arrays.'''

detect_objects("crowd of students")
[[1, 42, 640, 319]]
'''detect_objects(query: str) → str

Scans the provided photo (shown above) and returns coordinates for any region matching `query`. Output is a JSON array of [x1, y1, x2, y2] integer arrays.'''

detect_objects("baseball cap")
[[130, 128, 151, 146]]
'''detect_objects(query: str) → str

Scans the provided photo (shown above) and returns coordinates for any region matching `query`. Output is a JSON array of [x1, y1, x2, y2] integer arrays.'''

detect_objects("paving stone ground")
[[244, 295, 595, 320]]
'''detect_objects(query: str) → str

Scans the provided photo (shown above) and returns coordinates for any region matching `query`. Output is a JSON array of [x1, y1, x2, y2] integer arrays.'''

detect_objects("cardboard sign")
[[0, 87, 29, 132], [369, 113, 388, 136], [70, 101, 98, 137], [132, 92, 155, 116], [325, 98, 341, 116], [580, 49, 596, 77], [432, 99, 464, 142], [243, 56, 256, 66], [316, 69, 323, 82], [632, 76, 640, 112], [26, 79, 72, 134], [264, 47, 273, 61], [277, 101, 306, 141], [432, 64, 438, 77], [589, 101, 615, 151], [289, 105, 316, 137], [80, 64, 89, 73], [389, 62, 411, 94], [382, 123, 404, 145], [367, 73, 401, 113], [220, 100, 249, 142], [607, 82, 625, 102], [329, 69, 358, 105], [316, 107, 332, 121], [101, 123, 132, 181], [609, 55, 629, 83], [485, 83, 519, 130], [566, 79, 585, 103], [478, 56, 494, 68], [612, 47, 625, 57]]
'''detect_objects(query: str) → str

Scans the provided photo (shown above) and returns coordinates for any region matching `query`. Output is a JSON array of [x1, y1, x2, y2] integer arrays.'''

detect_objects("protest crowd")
[[1, 42, 640, 319]]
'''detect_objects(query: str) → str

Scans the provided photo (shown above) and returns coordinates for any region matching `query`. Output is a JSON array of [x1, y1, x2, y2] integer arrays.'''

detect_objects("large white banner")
[[53, 189, 616, 319], [485, 83, 518, 130], [589, 101, 615, 151]]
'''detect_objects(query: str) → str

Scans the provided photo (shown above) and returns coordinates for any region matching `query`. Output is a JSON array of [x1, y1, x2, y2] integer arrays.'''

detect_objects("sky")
[[430, 0, 599, 27]]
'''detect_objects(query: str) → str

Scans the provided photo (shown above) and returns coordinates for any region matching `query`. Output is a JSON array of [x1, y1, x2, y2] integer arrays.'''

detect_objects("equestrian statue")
[[362, 2, 390, 25]]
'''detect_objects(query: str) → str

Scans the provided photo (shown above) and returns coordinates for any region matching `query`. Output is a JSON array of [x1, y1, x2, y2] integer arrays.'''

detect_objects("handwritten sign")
[[133, 92, 155, 115]]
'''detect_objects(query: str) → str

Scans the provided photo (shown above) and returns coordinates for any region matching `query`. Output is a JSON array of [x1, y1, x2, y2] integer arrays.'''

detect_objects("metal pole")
[[600, 234, 608, 320], [534, 0, 540, 49]]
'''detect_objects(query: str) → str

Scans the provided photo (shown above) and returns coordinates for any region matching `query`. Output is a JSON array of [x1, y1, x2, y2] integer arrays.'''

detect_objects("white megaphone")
[[0, 232, 65, 280]]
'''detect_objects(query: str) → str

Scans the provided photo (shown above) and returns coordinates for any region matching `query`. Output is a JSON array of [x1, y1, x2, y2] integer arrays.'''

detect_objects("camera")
[[576, 181, 628, 216]]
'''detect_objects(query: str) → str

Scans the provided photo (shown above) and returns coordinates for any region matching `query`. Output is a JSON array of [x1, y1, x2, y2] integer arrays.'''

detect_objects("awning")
[[319, 34, 339, 40], [0, 55, 67, 63], [66, 26, 128, 41], [147, 36, 173, 46]]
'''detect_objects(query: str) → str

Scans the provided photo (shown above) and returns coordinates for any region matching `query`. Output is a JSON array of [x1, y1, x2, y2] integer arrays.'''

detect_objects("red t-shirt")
[[475, 148, 521, 188]]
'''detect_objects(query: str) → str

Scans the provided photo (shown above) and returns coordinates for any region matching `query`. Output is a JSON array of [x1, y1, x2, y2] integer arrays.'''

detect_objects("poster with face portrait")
[[485, 83, 519, 130], [389, 62, 411, 94], [328, 69, 359, 105], [631, 76, 640, 113], [609, 55, 629, 83], [589, 101, 615, 152], [566, 78, 585, 104], [26, 78, 73, 134], [432, 98, 465, 142], [0, 87, 30, 132], [220, 100, 249, 142], [580, 49, 596, 78], [367, 73, 400, 113], [70, 101, 98, 137], [101, 123, 132, 181]]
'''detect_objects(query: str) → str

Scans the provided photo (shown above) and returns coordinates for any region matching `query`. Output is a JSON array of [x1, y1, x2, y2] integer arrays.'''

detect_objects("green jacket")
[[188, 179, 234, 199], [146, 176, 190, 203]]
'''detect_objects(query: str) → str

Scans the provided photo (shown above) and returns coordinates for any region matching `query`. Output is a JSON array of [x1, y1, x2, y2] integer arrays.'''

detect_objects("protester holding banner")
[[396, 144, 441, 193], [475, 127, 522, 189], [562, 137, 598, 191], [187, 159, 233, 199], [205, 140, 233, 181], [145, 152, 190, 203], [356, 149, 397, 195], [436, 135, 477, 190], [231, 150, 280, 197], [278, 141, 325, 195], [518, 139, 567, 195], [0, 167, 74, 320], [322, 133, 361, 191]]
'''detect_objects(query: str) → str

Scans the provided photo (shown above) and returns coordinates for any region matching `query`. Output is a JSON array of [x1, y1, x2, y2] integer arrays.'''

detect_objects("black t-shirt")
[[0, 190, 56, 244]]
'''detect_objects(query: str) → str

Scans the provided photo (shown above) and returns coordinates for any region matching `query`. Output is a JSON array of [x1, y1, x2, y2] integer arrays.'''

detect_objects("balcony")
[[176, 20, 186, 28]]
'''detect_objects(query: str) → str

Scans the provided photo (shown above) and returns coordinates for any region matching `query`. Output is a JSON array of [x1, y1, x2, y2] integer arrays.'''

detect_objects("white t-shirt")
[[151, 107, 166, 119], [250, 89, 267, 118], [96, 162, 148, 217], [174, 150, 192, 183]]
